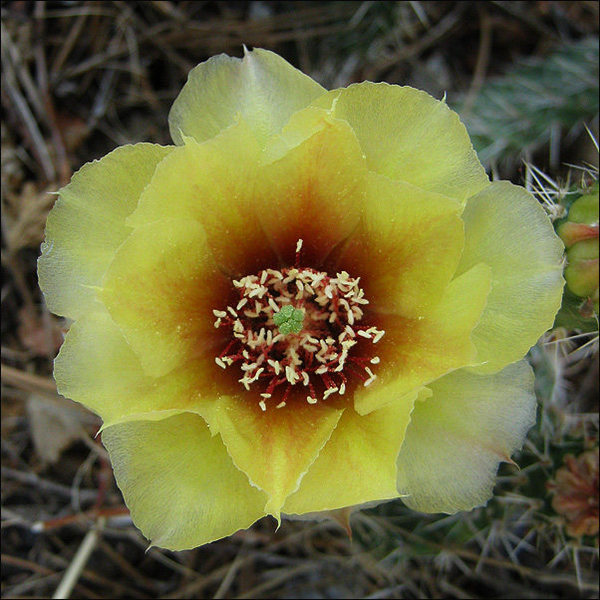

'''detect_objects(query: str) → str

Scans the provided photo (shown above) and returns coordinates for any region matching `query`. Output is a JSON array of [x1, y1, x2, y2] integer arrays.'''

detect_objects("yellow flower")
[[38, 48, 565, 550]]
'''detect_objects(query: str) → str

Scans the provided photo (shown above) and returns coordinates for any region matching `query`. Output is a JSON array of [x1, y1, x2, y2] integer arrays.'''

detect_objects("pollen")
[[212, 247, 384, 411]]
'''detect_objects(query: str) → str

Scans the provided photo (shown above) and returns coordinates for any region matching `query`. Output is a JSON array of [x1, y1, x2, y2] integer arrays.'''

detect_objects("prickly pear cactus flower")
[[38, 48, 565, 550]]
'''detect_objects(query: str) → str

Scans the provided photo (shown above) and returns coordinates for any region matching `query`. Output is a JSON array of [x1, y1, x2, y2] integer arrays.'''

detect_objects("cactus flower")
[[38, 48, 565, 550]]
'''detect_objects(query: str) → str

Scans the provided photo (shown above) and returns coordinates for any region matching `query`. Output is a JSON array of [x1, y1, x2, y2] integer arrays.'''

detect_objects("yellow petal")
[[355, 262, 492, 415], [100, 219, 230, 378], [333, 172, 464, 317], [261, 105, 345, 163], [128, 120, 279, 277], [133, 114, 368, 272], [312, 82, 489, 202], [169, 48, 325, 146], [38, 143, 171, 319], [283, 394, 415, 514], [256, 116, 367, 267], [55, 310, 220, 429], [102, 414, 266, 550], [457, 181, 565, 373], [396, 361, 536, 513], [214, 397, 343, 519]]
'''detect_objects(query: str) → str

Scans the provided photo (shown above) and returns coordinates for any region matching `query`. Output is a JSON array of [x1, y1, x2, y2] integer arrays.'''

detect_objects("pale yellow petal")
[[102, 414, 266, 550], [457, 181, 565, 373], [334, 171, 464, 317], [169, 48, 325, 146], [38, 144, 171, 319], [127, 120, 279, 277], [354, 263, 492, 415], [396, 361, 536, 513], [311, 82, 489, 202], [255, 116, 367, 267], [261, 105, 345, 163], [100, 219, 230, 378], [55, 310, 220, 428], [283, 393, 415, 514], [131, 115, 367, 274]]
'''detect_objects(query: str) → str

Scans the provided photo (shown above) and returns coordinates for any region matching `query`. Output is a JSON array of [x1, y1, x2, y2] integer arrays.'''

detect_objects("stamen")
[[295, 239, 303, 268], [364, 366, 377, 387], [268, 359, 282, 375], [373, 329, 385, 343], [323, 387, 338, 400]]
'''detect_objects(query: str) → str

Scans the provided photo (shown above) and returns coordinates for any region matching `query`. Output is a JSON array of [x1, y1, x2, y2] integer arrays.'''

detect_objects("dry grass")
[[1, 2, 598, 598]]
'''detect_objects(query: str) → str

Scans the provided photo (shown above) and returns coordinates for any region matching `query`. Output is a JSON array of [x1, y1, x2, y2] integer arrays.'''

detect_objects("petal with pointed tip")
[[396, 361, 536, 513], [214, 397, 343, 519], [169, 48, 325, 146], [102, 414, 266, 550], [311, 82, 489, 202], [283, 393, 415, 514]]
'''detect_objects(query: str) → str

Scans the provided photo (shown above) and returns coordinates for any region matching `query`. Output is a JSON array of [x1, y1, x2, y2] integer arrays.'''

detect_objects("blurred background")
[[1, 1, 598, 598]]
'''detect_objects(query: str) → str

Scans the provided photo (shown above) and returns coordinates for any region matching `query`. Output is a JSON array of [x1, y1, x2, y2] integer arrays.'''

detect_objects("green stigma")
[[273, 304, 304, 335]]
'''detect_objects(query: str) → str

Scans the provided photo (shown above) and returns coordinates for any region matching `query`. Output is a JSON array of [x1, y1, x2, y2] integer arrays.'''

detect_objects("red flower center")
[[212, 240, 384, 410]]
